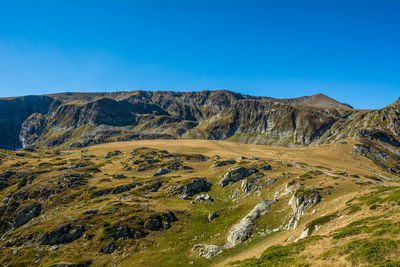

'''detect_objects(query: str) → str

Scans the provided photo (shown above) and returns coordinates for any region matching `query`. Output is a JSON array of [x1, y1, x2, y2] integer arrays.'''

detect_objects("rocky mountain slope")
[[2, 90, 399, 174], [0, 139, 399, 266], [1, 90, 354, 151]]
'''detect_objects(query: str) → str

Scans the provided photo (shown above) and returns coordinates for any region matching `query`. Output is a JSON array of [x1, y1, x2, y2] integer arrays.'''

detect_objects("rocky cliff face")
[[1, 90, 399, 173], [0, 95, 59, 150]]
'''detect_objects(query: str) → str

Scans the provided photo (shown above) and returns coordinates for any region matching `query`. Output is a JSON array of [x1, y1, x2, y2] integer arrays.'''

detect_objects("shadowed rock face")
[[41, 223, 85, 245], [13, 203, 42, 228], [1, 90, 399, 173], [0, 95, 58, 149]]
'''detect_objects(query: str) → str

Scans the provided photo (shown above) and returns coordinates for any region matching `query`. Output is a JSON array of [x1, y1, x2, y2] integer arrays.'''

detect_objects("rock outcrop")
[[219, 166, 258, 187], [193, 199, 273, 258], [241, 173, 264, 194], [13, 203, 41, 228], [0, 90, 354, 151], [192, 244, 223, 259], [41, 223, 85, 245], [144, 212, 178, 231], [225, 200, 273, 248], [208, 212, 218, 221], [192, 194, 214, 203], [287, 188, 321, 229], [1, 90, 399, 175], [100, 239, 116, 254], [153, 168, 170, 177], [179, 178, 212, 198]]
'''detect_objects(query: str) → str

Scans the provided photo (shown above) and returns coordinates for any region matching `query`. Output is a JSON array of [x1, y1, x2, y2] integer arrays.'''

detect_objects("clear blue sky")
[[0, 0, 399, 109]]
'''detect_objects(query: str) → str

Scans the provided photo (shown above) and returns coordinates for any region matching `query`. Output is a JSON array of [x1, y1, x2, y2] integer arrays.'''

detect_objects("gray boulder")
[[262, 163, 272, 171], [219, 166, 258, 187], [144, 214, 163, 231], [112, 174, 126, 179], [13, 203, 41, 228], [153, 168, 170, 177], [266, 178, 277, 186], [105, 150, 121, 159], [287, 188, 321, 229], [224, 200, 273, 248], [182, 178, 212, 197], [211, 160, 236, 168], [241, 174, 264, 194], [41, 223, 85, 245], [208, 212, 218, 221], [194, 199, 273, 258], [193, 194, 214, 203], [192, 244, 223, 259], [100, 239, 116, 254], [149, 181, 163, 192], [241, 180, 252, 194], [111, 184, 131, 194]]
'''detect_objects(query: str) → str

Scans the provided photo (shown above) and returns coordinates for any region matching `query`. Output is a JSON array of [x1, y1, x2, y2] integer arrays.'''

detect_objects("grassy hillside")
[[0, 140, 398, 266]]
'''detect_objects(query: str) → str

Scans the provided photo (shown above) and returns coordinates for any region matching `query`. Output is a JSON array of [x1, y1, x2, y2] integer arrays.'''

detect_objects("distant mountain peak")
[[288, 93, 353, 109]]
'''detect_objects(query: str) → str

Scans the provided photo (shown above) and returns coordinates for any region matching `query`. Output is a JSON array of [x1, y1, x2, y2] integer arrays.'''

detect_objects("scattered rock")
[[100, 239, 116, 254], [241, 174, 264, 194], [193, 194, 214, 203], [61, 173, 89, 187], [112, 174, 126, 179], [92, 188, 112, 198], [41, 223, 85, 245], [144, 212, 178, 231], [144, 215, 163, 231], [287, 188, 321, 229], [111, 185, 131, 194], [192, 244, 223, 259], [181, 178, 212, 197], [262, 163, 272, 171], [225, 200, 273, 248], [82, 209, 97, 215], [208, 212, 218, 221], [266, 178, 277, 186], [13, 203, 41, 228], [194, 199, 273, 258], [153, 168, 170, 177], [4, 240, 14, 247], [220, 166, 257, 187], [162, 211, 178, 223], [105, 150, 122, 159], [211, 160, 236, 168], [241, 180, 252, 194], [149, 181, 163, 192], [299, 228, 309, 240]]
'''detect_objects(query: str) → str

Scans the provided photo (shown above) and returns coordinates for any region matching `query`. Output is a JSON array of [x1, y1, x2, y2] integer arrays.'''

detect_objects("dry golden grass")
[[1, 139, 398, 267]]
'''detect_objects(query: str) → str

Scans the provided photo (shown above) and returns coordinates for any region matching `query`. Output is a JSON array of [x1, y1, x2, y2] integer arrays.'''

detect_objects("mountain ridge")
[[1, 89, 399, 174]]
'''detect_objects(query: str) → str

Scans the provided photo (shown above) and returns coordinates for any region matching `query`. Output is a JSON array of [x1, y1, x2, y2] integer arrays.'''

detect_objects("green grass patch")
[[306, 212, 338, 234], [347, 239, 399, 264], [237, 236, 320, 266]]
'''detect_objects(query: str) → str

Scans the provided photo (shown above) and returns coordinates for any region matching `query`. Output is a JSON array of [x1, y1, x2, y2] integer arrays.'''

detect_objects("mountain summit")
[[292, 93, 353, 109]]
